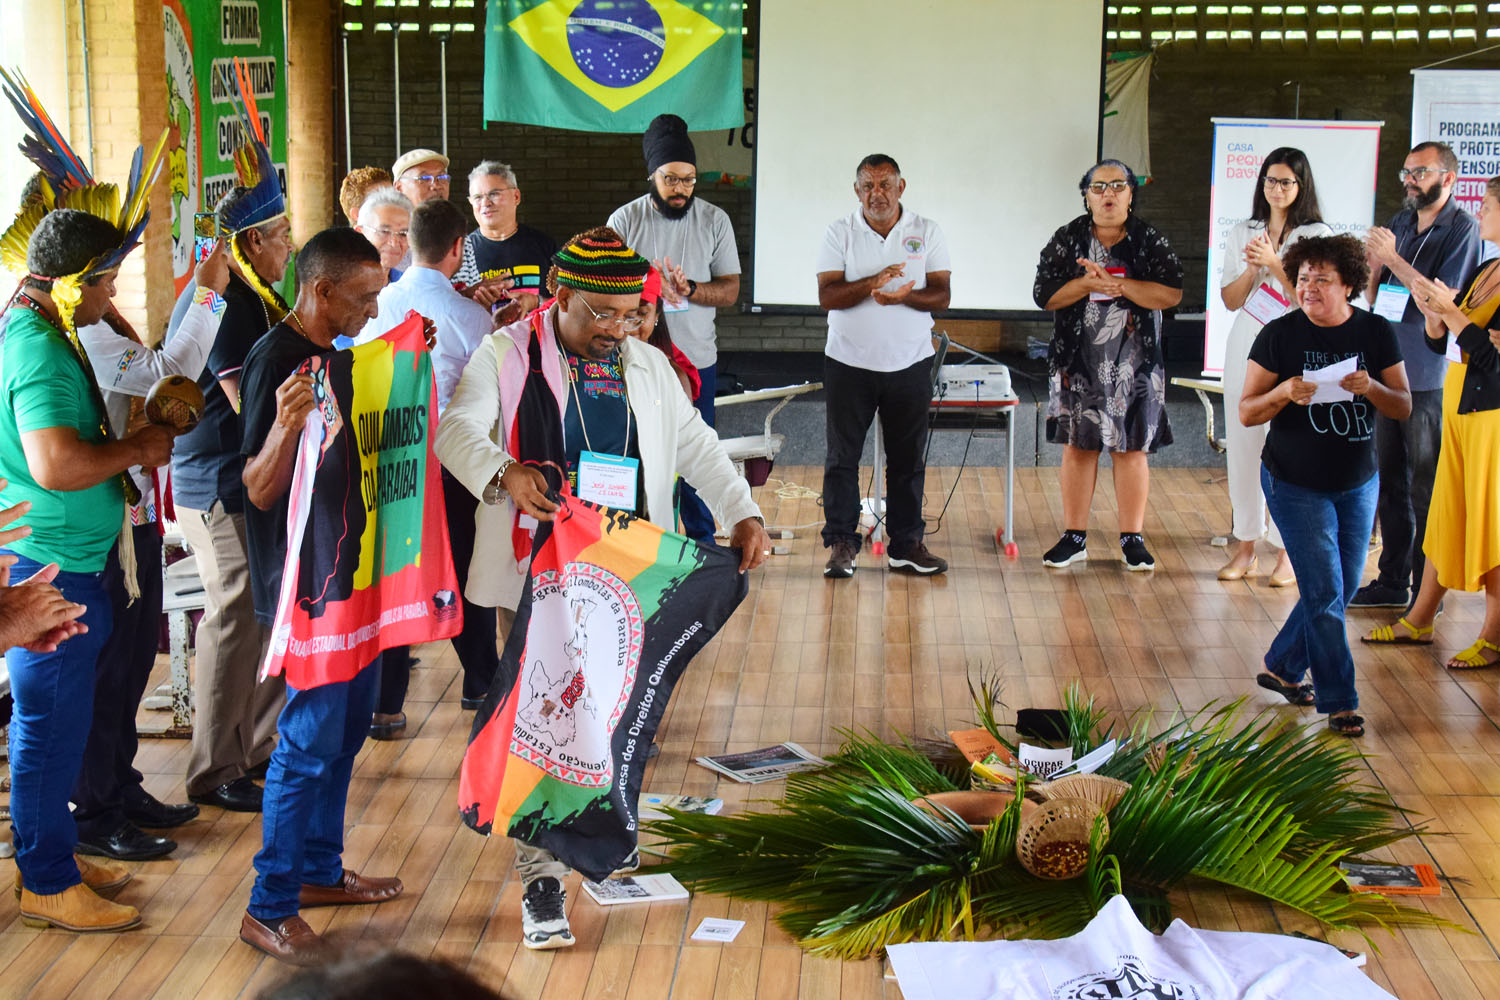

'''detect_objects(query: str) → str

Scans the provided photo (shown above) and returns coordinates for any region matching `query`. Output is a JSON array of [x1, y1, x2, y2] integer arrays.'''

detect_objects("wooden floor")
[[3, 464, 1500, 999]]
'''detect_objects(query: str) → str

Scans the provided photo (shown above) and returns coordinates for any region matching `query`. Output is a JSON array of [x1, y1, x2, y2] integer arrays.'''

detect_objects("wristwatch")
[[482, 457, 517, 505], [686, 278, 698, 300]]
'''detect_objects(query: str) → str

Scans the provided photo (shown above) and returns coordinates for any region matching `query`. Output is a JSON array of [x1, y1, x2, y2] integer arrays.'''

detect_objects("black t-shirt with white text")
[[1248, 307, 1403, 492], [462, 224, 556, 296]]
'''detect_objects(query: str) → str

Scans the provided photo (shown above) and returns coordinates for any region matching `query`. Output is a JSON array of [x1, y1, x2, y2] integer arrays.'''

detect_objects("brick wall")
[[65, 0, 173, 341]]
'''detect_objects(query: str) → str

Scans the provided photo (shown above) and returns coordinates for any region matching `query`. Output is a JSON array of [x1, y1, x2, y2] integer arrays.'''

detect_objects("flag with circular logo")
[[458, 494, 747, 881], [484, 0, 745, 132]]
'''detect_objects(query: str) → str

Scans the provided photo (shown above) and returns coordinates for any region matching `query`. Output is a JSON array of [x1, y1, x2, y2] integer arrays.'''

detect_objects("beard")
[[1403, 180, 1443, 212], [649, 185, 694, 220]]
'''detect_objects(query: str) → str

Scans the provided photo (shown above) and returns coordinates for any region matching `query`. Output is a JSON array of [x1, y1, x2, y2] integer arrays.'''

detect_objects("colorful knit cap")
[[552, 230, 649, 295]]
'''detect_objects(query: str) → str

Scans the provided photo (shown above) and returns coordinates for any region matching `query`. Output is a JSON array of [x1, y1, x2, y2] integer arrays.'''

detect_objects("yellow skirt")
[[1424, 360, 1500, 592]]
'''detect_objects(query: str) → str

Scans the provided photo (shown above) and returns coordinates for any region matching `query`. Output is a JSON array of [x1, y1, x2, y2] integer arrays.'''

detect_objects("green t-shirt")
[[0, 305, 124, 572]]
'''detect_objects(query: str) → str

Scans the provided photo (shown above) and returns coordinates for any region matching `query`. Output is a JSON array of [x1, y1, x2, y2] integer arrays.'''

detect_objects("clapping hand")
[[1076, 258, 1123, 298], [1244, 234, 1279, 271], [1364, 227, 1398, 268], [655, 256, 691, 306]]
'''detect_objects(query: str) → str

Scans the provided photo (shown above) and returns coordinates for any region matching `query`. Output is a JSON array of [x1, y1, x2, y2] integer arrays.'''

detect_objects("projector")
[[935, 364, 1014, 402]]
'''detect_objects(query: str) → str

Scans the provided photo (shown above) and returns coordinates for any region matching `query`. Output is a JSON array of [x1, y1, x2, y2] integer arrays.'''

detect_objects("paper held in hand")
[[1302, 355, 1357, 405]]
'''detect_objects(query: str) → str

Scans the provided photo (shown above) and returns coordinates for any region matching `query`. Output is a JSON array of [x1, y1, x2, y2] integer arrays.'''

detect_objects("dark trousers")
[[375, 470, 500, 711], [73, 524, 162, 839], [678, 363, 717, 543], [1373, 388, 1443, 592], [444, 470, 499, 700], [376, 645, 411, 717], [820, 356, 931, 551]]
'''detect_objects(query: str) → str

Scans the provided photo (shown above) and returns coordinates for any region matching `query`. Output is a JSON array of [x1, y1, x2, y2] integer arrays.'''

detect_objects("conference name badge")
[[1089, 266, 1127, 302], [1243, 282, 1290, 325], [1447, 331, 1464, 364], [577, 451, 640, 511], [1373, 282, 1411, 322], [663, 292, 691, 314]]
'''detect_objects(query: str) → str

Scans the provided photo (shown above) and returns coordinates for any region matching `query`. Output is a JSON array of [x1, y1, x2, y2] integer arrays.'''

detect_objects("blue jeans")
[[2, 552, 112, 894], [248, 660, 379, 921], [678, 363, 717, 543], [1260, 468, 1377, 715]]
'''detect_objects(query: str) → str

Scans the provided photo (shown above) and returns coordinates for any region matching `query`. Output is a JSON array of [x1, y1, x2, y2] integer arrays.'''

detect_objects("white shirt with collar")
[[435, 304, 761, 609], [356, 264, 492, 412], [816, 208, 952, 373]]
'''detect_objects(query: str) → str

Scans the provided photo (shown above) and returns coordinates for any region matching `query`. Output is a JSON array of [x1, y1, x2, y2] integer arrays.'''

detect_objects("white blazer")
[[435, 305, 761, 609]]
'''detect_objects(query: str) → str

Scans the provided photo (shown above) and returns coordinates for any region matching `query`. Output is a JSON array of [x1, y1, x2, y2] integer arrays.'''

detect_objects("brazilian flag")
[[484, 0, 744, 133]]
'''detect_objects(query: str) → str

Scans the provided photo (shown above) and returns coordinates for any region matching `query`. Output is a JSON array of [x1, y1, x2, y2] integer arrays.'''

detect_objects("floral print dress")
[[1033, 214, 1182, 454]]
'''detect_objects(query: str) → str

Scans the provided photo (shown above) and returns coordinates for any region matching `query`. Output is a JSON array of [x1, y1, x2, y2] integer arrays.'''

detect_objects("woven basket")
[[1016, 796, 1107, 880], [1033, 774, 1131, 813]]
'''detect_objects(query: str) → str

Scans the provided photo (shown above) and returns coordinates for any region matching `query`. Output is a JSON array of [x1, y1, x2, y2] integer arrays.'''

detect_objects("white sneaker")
[[521, 876, 575, 950]]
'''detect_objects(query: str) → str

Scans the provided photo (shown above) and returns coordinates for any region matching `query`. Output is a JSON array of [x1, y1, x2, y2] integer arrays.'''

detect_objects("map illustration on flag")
[[263, 313, 462, 689], [459, 495, 747, 881], [484, 0, 745, 132]]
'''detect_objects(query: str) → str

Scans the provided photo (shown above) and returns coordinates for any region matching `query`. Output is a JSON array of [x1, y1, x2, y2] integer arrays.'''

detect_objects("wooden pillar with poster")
[[161, 0, 289, 297]]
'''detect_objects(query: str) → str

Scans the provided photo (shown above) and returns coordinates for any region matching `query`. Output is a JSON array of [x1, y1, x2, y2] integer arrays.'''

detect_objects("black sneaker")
[[824, 539, 859, 579], [888, 542, 948, 576], [1042, 531, 1088, 568], [1349, 580, 1409, 608], [1120, 533, 1155, 572], [521, 876, 575, 950]]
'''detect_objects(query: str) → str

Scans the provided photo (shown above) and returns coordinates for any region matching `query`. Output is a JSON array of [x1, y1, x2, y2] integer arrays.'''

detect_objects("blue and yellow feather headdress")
[[217, 57, 285, 235], [0, 66, 167, 331]]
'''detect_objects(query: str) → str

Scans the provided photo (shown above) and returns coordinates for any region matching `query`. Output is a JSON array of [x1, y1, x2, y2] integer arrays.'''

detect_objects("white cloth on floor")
[[887, 894, 1392, 1000]]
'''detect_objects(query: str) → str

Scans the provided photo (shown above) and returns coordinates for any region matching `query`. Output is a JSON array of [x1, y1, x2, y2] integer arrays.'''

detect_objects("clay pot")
[[912, 790, 1035, 831]]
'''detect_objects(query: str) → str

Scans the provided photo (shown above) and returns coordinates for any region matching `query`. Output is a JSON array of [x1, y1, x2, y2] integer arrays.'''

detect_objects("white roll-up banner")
[[1411, 69, 1500, 218], [1203, 118, 1382, 376]]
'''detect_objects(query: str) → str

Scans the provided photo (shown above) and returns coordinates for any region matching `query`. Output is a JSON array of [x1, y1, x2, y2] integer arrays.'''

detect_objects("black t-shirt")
[[239, 323, 324, 624], [1249, 307, 1404, 492], [170, 273, 273, 512], [464, 224, 556, 296]]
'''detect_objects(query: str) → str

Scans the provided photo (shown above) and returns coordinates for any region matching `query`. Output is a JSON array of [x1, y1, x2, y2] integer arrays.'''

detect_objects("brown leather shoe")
[[298, 868, 403, 907], [19, 883, 140, 932], [14, 854, 133, 900], [239, 912, 331, 966]]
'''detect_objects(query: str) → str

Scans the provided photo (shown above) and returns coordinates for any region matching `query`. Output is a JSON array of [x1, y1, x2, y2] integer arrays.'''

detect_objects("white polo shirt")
[[815, 208, 951, 373]]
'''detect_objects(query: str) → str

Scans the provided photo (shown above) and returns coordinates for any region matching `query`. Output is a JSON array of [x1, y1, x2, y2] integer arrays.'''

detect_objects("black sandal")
[[1327, 714, 1365, 737], [1256, 672, 1315, 706]]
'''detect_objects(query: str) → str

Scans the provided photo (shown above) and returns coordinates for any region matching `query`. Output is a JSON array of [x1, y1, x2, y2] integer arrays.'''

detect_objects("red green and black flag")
[[263, 313, 462, 688], [459, 494, 746, 881]]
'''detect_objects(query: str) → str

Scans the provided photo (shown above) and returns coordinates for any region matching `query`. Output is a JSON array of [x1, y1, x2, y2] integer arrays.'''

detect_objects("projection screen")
[[751, 0, 1105, 314]]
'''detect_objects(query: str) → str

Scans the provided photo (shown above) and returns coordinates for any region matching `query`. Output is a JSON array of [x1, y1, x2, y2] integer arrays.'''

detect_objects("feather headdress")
[[0, 66, 167, 331], [217, 57, 285, 235]]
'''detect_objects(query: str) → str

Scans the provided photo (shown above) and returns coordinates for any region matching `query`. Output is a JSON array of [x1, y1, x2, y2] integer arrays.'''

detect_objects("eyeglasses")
[[572, 292, 644, 331], [656, 171, 697, 190], [1399, 166, 1444, 182], [372, 227, 409, 241], [1086, 180, 1131, 194], [1263, 176, 1299, 191], [405, 173, 451, 185], [468, 187, 515, 205]]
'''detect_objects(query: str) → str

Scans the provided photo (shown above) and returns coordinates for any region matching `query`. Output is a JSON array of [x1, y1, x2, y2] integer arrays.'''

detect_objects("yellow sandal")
[[1361, 617, 1434, 646], [1448, 637, 1500, 670]]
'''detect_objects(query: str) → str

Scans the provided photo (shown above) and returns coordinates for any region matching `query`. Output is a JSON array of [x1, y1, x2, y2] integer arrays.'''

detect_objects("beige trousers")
[[178, 502, 285, 796]]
